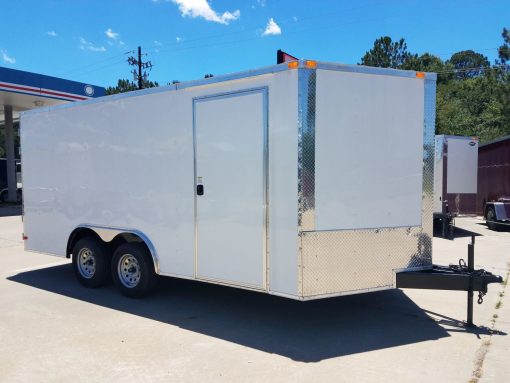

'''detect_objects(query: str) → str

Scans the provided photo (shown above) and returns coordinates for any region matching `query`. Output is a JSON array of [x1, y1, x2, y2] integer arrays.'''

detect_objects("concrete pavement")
[[0, 212, 508, 383]]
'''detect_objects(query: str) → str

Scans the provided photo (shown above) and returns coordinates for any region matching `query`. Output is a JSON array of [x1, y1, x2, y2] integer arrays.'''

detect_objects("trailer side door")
[[193, 88, 268, 290]]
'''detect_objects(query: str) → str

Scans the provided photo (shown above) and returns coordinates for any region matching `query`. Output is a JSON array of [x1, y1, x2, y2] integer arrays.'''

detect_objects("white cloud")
[[105, 28, 119, 40], [1, 50, 16, 64], [176, 36, 182, 42], [154, 40, 163, 46], [79, 37, 107, 52], [171, 0, 240, 25], [257, 0, 266, 6], [47, 30, 57, 37], [262, 18, 281, 36], [293, 16, 298, 22]]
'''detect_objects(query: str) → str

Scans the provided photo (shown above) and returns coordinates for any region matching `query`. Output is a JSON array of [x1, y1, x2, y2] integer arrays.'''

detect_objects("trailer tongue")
[[396, 236, 502, 327]]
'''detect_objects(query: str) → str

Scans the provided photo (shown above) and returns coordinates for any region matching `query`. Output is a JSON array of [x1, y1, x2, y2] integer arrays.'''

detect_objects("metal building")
[[476, 135, 510, 215]]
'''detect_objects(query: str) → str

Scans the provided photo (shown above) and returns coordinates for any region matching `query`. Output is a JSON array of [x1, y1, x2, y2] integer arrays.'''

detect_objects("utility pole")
[[138, 46, 142, 90], [127, 46, 153, 90]]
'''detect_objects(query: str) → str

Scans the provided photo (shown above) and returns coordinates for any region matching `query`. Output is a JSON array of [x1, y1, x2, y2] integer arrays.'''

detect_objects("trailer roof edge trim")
[[21, 59, 437, 117], [436, 135, 478, 141], [316, 62, 437, 80]]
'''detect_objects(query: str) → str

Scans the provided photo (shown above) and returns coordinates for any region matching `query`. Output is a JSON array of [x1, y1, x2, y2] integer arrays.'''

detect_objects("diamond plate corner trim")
[[297, 68, 317, 296], [421, 77, 436, 264], [297, 68, 316, 232]]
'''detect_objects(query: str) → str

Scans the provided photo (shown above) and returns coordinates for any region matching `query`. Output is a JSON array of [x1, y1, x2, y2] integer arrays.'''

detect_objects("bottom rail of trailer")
[[396, 236, 503, 327]]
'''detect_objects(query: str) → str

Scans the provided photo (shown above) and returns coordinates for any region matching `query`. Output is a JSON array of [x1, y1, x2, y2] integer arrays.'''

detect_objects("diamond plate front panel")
[[301, 227, 432, 297]]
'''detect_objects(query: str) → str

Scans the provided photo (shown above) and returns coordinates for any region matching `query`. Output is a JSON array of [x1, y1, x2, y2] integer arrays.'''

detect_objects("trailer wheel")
[[0, 189, 7, 203], [486, 207, 499, 231], [72, 237, 110, 288], [112, 243, 157, 298]]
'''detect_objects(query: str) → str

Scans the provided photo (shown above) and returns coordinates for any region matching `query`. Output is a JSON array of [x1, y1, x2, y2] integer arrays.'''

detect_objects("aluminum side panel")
[[21, 90, 196, 276], [314, 69, 425, 230]]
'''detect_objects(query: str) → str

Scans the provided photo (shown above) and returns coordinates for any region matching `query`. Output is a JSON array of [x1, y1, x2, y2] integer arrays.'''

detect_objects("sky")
[[1, 0, 509, 88]]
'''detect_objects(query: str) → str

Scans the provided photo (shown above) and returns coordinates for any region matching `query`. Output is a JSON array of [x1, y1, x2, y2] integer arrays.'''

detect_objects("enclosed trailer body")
[[433, 135, 478, 216], [21, 61, 436, 300]]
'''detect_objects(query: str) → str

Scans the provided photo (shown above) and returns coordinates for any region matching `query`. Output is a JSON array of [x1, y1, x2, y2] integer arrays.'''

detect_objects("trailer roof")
[[22, 60, 436, 117], [479, 134, 510, 148]]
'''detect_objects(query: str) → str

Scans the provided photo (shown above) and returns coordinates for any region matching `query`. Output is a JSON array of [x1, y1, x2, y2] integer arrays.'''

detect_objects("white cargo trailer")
[[433, 135, 478, 238], [434, 135, 478, 214], [21, 60, 437, 299]]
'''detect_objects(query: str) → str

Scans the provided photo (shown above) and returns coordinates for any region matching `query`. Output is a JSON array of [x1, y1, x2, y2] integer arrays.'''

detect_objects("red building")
[[476, 135, 510, 215]]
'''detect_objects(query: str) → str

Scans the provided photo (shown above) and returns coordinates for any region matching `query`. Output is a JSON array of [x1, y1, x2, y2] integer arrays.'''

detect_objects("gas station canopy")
[[1, 66, 105, 201], [1, 66, 105, 120]]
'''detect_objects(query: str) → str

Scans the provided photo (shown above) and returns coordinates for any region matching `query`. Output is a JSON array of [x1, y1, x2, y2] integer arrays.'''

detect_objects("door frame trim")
[[192, 86, 269, 290]]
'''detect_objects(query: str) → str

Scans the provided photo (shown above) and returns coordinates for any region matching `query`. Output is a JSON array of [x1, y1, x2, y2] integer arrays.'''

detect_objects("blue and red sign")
[[0, 66, 105, 102]]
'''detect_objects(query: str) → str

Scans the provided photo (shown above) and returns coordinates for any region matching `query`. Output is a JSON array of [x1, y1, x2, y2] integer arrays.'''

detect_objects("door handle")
[[197, 184, 204, 196]]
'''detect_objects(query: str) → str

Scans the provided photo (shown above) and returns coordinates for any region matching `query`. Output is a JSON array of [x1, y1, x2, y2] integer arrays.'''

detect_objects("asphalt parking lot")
[[0, 209, 509, 383]]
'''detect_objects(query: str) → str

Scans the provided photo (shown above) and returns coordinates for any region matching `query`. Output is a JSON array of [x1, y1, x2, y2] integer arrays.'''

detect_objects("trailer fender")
[[67, 225, 160, 274]]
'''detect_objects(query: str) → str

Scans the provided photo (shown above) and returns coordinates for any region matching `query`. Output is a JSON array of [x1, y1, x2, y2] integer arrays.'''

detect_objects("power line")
[[436, 63, 509, 75], [61, 51, 129, 77]]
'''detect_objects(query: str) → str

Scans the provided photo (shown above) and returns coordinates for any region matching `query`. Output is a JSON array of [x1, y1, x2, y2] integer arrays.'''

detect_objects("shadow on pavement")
[[9, 263, 497, 362], [433, 224, 482, 239], [0, 204, 22, 217], [476, 222, 510, 232]]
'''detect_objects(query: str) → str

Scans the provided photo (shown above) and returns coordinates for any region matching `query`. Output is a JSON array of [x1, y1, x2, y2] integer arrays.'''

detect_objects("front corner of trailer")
[[296, 66, 434, 299]]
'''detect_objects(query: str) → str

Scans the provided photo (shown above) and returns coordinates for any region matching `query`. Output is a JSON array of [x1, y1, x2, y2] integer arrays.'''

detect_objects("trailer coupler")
[[396, 236, 503, 327]]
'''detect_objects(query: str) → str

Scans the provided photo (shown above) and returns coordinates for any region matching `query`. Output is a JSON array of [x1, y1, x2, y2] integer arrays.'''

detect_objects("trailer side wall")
[[21, 69, 300, 297]]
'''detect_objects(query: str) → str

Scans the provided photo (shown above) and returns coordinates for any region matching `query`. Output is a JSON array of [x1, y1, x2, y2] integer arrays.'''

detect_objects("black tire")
[[72, 236, 110, 288], [0, 189, 7, 203], [111, 243, 157, 298], [486, 207, 499, 231]]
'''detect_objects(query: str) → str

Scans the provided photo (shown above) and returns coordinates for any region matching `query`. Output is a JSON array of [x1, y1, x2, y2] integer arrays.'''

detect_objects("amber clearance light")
[[287, 61, 299, 69]]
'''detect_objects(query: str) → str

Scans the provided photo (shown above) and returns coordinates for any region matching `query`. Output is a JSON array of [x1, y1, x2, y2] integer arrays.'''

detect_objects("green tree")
[[446, 50, 490, 79], [497, 28, 510, 65], [436, 75, 507, 142], [401, 53, 455, 84], [361, 32, 510, 143], [106, 79, 159, 95], [359, 36, 416, 69]]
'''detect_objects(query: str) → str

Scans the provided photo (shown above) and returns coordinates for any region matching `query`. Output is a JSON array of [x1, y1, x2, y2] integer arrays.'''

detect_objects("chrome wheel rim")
[[487, 210, 495, 222], [118, 254, 141, 288], [77, 248, 96, 279]]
